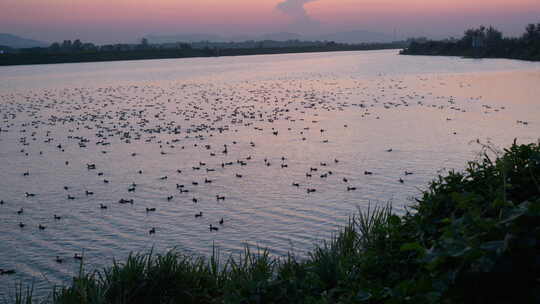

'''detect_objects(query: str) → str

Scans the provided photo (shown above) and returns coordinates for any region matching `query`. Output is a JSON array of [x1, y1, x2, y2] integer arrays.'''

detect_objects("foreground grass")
[[12, 140, 540, 303]]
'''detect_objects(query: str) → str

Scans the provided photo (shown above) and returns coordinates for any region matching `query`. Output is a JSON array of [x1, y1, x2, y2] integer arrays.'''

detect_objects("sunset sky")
[[1, 0, 539, 44]]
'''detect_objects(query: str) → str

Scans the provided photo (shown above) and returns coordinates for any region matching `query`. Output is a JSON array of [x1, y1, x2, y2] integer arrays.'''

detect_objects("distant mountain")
[[145, 30, 396, 44], [146, 33, 223, 43], [0, 33, 48, 48], [310, 30, 396, 44], [260, 32, 303, 41]]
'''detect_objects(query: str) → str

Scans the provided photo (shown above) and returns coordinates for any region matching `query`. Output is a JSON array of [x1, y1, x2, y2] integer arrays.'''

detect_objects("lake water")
[[1, 50, 539, 299]]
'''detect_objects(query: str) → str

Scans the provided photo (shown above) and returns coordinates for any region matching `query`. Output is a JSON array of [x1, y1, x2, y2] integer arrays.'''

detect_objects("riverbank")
[[400, 23, 540, 62], [399, 41, 540, 61], [9, 140, 540, 304], [0, 43, 404, 67]]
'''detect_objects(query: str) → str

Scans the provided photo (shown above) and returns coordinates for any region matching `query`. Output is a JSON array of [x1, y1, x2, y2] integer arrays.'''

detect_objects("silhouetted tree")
[[61, 40, 72, 49], [49, 42, 61, 51], [72, 39, 83, 50], [485, 26, 503, 47]]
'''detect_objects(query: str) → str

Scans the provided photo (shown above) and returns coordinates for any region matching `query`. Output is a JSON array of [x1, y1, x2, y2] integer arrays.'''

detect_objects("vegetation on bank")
[[9, 140, 540, 304], [0, 40, 405, 66], [401, 22, 540, 61]]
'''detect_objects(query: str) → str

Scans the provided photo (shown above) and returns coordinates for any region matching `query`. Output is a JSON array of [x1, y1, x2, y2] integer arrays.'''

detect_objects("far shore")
[[0, 43, 405, 67]]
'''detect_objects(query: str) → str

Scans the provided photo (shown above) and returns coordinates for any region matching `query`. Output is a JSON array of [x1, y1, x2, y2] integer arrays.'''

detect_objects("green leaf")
[[400, 242, 426, 254]]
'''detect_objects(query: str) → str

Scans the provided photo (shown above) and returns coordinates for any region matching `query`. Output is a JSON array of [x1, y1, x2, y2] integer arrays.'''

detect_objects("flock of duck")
[[0, 75, 514, 277]]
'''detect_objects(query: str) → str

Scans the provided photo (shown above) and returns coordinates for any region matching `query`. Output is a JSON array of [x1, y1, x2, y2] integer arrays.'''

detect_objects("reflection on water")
[[0, 50, 539, 298]]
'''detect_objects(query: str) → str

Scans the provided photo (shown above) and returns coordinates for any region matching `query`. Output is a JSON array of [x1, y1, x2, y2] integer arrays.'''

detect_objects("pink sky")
[[1, 0, 539, 43]]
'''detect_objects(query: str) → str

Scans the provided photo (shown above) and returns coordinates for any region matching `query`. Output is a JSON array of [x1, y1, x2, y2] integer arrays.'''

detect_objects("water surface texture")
[[1, 50, 539, 298]]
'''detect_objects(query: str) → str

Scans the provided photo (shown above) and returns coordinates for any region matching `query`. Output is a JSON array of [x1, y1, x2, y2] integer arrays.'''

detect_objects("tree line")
[[401, 22, 540, 61], [0, 38, 406, 66]]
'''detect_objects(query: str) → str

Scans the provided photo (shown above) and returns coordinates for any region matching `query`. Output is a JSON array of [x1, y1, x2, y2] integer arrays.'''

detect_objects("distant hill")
[[145, 30, 396, 44], [0, 33, 48, 48], [260, 32, 303, 41], [310, 30, 396, 44], [146, 33, 222, 43]]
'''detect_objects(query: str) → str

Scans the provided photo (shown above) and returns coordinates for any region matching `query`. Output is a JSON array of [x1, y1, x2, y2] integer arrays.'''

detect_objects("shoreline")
[[0, 44, 404, 67]]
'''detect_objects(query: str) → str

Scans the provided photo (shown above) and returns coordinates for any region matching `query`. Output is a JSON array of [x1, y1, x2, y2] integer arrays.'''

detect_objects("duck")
[[364, 171, 373, 175], [209, 224, 219, 231], [347, 186, 357, 191], [195, 212, 203, 218], [74, 254, 83, 260], [404, 171, 414, 175], [38, 224, 46, 230], [85, 190, 94, 196], [18, 222, 25, 228], [25, 192, 36, 197], [67, 195, 75, 200], [167, 196, 174, 201], [399, 178, 404, 183], [192, 198, 198, 203], [118, 198, 134, 204], [99, 204, 108, 209], [54, 214, 62, 220], [146, 207, 156, 212], [216, 195, 225, 201], [307, 188, 316, 193], [292, 182, 300, 187], [235, 174, 242, 178], [219, 218, 224, 225], [17, 208, 24, 215], [149, 227, 156, 234], [55, 256, 64, 263]]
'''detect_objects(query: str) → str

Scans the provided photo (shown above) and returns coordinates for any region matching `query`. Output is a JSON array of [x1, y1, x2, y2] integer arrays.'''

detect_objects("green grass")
[[8, 140, 540, 303]]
